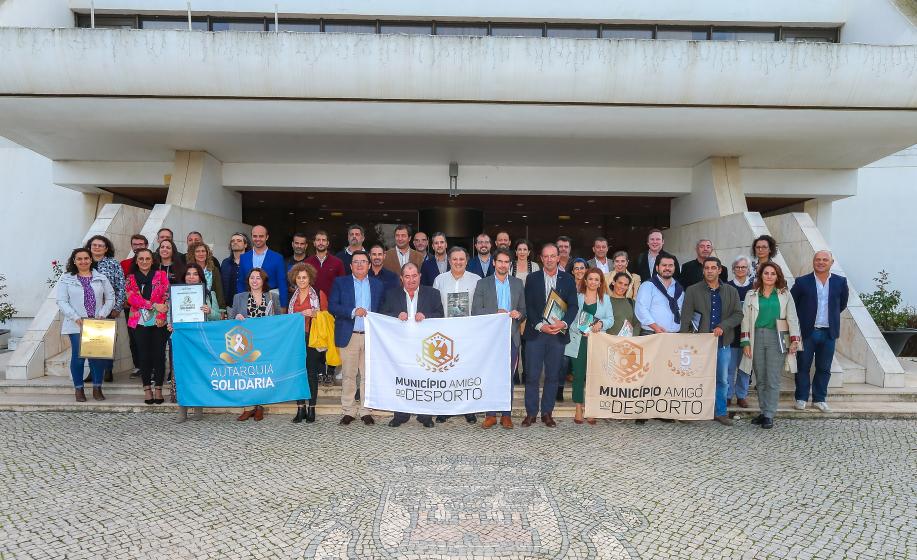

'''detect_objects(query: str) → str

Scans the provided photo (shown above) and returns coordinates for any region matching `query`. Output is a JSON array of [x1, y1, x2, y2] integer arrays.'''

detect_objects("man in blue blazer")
[[466, 233, 495, 278], [328, 250, 386, 426], [380, 263, 444, 428], [521, 243, 579, 427], [236, 225, 289, 308], [790, 250, 849, 412]]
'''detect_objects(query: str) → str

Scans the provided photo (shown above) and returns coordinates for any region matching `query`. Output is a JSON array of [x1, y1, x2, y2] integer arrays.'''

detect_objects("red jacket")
[[305, 254, 346, 298], [125, 270, 170, 328]]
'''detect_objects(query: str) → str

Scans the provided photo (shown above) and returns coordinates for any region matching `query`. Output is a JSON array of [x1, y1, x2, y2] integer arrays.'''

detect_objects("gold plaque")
[[79, 319, 117, 359]]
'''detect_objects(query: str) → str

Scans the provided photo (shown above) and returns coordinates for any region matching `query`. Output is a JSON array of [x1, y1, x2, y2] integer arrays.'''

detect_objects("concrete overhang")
[[0, 28, 915, 170]]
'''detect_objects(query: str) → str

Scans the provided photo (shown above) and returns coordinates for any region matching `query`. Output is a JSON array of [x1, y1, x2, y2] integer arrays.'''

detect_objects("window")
[[324, 21, 377, 33], [546, 26, 598, 39], [211, 19, 266, 32], [267, 21, 321, 33], [782, 27, 838, 43], [435, 24, 488, 36], [491, 25, 543, 37], [712, 29, 777, 42], [77, 15, 137, 29], [380, 22, 433, 35], [140, 17, 207, 30], [656, 27, 709, 40], [601, 27, 653, 39]]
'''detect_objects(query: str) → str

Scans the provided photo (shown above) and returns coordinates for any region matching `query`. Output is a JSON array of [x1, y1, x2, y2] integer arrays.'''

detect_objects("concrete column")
[[670, 157, 748, 228], [803, 198, 835, 244], [166, 151, 241, 222]]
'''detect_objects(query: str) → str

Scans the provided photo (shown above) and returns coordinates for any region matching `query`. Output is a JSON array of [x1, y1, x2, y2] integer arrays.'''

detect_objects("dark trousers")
[[393, 411, 432, 424], [796, 327, 836, 403], [134, 325, 169, 386], [125, 311, 140, 368], [296, 345, 323, 407], [487, 341, 518, 417], [524, 332, 565, 416]]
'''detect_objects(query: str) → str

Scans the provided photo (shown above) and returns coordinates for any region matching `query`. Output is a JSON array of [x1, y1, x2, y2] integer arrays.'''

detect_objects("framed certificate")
[[446, 291, 470, 318], [79, 319, 117, 359], [170, 284, 206, 323], [542, 289, 568, 328]]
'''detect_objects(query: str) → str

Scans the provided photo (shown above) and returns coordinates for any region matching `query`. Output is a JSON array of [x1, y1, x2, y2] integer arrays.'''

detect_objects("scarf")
[[288, 286, 320, 315], [651, 275, 683, 323], [132, 269, 156, 300]]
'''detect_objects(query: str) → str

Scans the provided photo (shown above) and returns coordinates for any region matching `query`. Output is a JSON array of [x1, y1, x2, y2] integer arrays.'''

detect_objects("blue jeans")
[[524, 333, 565, 416], [487, 342, 518, 418], [796, 327, 836, 403], [68, 333, 105, 389], [727, 347, 750, 400], [715, 346, 731, 417]]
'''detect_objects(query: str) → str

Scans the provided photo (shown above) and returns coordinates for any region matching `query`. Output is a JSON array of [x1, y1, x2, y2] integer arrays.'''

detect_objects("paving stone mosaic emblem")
[[288, 456, 646, 559]]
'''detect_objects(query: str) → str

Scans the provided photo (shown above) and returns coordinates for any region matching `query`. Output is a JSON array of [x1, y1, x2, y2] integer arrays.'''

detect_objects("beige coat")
[[740, 288, 802, 374]]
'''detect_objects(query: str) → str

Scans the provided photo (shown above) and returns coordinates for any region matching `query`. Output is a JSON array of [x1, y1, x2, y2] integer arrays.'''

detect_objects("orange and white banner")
[[584, 333, 717, 420]]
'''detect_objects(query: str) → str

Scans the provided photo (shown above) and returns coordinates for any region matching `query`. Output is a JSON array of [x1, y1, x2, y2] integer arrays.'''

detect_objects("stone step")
[[0, 393, 913, 419], [836, 354, 867, 385], [3, 375, 915, 403]]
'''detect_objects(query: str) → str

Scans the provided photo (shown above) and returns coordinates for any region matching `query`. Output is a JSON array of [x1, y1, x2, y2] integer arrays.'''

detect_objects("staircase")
[[1, 371, 914, 419]]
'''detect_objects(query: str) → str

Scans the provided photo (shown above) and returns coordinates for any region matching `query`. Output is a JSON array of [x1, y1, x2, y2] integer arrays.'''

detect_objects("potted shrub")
[[860, 270, 916, 356], [0, 273, 16, 349]]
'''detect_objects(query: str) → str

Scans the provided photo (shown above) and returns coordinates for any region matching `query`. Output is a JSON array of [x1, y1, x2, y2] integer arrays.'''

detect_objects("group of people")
[[56, 223, 848, 430]]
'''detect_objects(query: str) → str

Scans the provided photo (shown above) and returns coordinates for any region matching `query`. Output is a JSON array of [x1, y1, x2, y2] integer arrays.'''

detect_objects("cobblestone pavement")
[[0, 413, 914, 560]]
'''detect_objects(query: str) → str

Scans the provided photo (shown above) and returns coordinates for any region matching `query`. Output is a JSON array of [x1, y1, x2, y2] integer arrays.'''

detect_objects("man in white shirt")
[[588, 236, 611, 274], [432, 247, 482, 424], [433, 247, 482, 319], [635, 256, 685, 335]]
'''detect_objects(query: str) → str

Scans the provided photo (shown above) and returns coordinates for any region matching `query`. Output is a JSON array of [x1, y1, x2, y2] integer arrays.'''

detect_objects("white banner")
[[365, 312, 512, 415]]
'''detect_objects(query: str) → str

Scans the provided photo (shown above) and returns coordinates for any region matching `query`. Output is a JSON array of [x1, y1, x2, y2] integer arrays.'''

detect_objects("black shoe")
[[465, 414, 477, 424], [354, 388, 361, 401], [292, 407, 306, 424], [761, 417, 774, 429], [555, 387, 564, 402], [435, 415, 449, 423], [104, 369, 113, 383], [420, 418, 435, 428], [636, 419, 647, 425], [305, 406, 316, 423], [751, 414, 765, 425], [388, 419, 404, 428], [657, 418, 675, 423]]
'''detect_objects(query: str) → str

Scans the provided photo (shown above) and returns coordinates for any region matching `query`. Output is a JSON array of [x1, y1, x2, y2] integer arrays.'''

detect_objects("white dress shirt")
[[404, 289, 418, 318], [635, 279, 684, 333], [814, 275, 830, 328]]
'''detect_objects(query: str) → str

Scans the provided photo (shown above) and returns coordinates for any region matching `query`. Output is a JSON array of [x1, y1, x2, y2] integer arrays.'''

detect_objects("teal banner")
[[172, 314, 309, 407]]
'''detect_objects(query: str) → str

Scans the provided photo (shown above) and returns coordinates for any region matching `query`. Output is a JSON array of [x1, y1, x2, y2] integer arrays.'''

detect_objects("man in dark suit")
[[237, 225, 289, 308], [328, 250, 386, 426], [421, 232, 450, 286], [630, 228, 680, 284], [521, 243, 579, 427], [380, 263, 444, 428], [472, 249, 526, 429], [790, 250, 849, 413], [467, 232, 495, 278]]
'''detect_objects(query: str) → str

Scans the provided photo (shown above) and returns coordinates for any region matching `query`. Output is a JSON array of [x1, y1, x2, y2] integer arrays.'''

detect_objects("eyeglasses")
[[734, 265, 748, 270]]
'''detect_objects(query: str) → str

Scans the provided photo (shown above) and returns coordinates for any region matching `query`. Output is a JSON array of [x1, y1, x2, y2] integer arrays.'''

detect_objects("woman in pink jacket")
[[126, 248, 171, 404]]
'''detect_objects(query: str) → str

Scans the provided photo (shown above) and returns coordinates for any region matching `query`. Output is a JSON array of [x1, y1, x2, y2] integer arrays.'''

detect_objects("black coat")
[[630, 250, 680, 284], [522, 270, 579, 344], [380, 285, 445, 319]]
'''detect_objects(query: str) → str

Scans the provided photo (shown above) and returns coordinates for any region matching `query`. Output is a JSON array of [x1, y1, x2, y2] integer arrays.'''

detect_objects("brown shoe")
[[521, 415, 536, 427], [737, 398, 749, 408], [253, 406, 264, 421], [361, 415, 375, 425], [586, 418, 596, 425], [237, 409, 255, 421], [482, 416, 498, 429], [500, 416, 514, 429], [339, 415, 355, 425], [714, 415, 734, 426], [75, 388, 87, 402], [541, 414, 557, 427], [92, 386, 105, 401]]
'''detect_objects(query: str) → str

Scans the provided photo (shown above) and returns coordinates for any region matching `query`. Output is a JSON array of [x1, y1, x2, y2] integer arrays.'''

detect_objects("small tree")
[[860, 270, 908, 331], [0, 273, 16, 325]]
